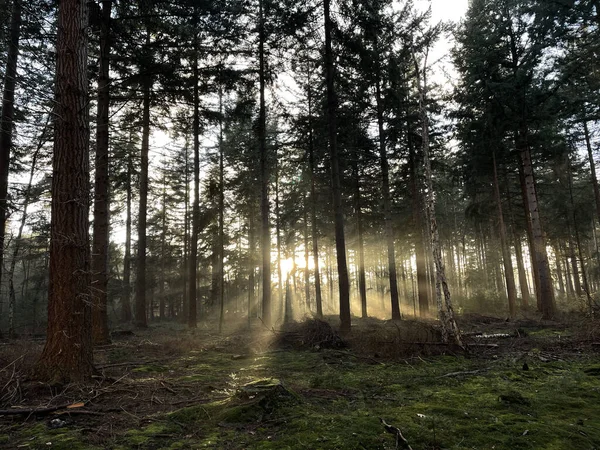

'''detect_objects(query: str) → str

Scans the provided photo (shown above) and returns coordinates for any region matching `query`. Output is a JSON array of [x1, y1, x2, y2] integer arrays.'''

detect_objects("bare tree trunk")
[[304, 192, 310, 311], [181, 146, 189, 323], [568, 155, 594, 311], [413, 48, 462, 346], [408, 130, 429, 317], [493, 152, 517, 317], [324, 0, 351, 333], [307, 84, 323, 317], [352, 157, 367, 318], [584, 120, 600, 226], [91, 0, 112, 345], [0, 0, 21, 329], [275, 161, 284, 322], [517, 127, 555, 318], [247, 212, 256, 324], [34, 0, 94, 383], [0, 0, 21, 337], [218, 85, 225, 333], [505, 175, 530, 308], [554, 244, 565, 296], [258, 0, 272, 328], [188, 20, 200, 328], [135, 66, 150, 328], [122, 157, 133, 322], [374, 37, 400, 320], [159, 174, 167, 320]]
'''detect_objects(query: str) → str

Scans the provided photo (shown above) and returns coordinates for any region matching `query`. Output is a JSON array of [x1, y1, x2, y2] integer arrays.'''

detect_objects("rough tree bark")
[[34, 0, 94, 383], [517, 126, 555, 319]]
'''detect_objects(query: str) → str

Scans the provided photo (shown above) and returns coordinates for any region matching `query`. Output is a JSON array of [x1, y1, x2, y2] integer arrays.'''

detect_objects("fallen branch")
[[380, 418, 413, 450], [325, 349, 385, 365], [439, 368, 487, 378], [97, 361, 155, 370], [0, 402, 83, 417]]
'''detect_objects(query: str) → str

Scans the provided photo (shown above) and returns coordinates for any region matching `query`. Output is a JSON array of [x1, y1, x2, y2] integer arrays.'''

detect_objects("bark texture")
[[34, 0, 94, 383]]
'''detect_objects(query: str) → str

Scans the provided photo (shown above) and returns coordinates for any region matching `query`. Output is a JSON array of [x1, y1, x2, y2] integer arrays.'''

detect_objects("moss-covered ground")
[[1, 316, 600, 449]]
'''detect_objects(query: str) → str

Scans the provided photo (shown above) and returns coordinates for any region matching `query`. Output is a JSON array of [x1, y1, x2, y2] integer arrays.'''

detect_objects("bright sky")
[[423, 0, 470, 23], [414, 0, 470, 88]]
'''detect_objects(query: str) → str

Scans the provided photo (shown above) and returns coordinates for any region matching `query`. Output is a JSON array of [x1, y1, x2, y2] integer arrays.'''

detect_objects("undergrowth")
[[1, 319, 600, 449]]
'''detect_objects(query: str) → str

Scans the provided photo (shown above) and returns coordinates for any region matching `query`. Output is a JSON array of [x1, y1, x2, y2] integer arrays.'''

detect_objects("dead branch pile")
[[273, 319, 345, 350], [347, 319, 458, 359]]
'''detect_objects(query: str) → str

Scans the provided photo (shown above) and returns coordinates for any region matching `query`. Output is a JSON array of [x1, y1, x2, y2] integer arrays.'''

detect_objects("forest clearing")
[[1, 315, 600, 450]]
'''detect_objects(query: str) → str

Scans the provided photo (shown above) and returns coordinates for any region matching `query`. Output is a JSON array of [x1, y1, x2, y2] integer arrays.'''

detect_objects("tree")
[[91, 0, 113, 345], [34, 0, 94, 383], [324, 0, 351, 333], [0, 0, 21, 328]]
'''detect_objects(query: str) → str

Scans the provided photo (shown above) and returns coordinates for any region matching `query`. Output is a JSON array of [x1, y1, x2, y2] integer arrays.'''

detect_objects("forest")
[[0, 0, 600, 448]]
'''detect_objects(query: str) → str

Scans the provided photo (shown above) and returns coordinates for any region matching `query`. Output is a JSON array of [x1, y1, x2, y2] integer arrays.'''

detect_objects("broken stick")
[[380, 418, 413, 450]]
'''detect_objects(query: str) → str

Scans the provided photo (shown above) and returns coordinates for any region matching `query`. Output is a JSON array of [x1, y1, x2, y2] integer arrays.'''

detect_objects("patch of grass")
[[12, 423, 103, 450], [132, 364, 168, 373]]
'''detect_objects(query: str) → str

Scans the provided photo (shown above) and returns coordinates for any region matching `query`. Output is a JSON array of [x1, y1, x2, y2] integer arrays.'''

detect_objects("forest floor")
[[1, 314, 600, 449]]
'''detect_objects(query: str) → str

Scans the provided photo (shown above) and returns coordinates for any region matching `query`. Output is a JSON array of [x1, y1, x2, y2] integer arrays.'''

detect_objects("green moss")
[[132, 364, 168, 373], [13, 423, 103, 450]]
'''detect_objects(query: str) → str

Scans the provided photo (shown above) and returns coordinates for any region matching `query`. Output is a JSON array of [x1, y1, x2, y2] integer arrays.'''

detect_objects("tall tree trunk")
[[34, 0, 94, 383], [258, 0, 272, 327], [188, 21, 200, 328], [159, 174, 167, 320], [275, 160, 284, 321], [181, 146, 189, 323], [517, 126, 555, 318], [505, 174, 530, 308], [122, 157, 133, 322], [247, 212, 256, 323], [352, 156, 368, 318], [568, 155, 594, 311], [218, 86, 225, 333], [0, 0, 21, 326], [135, 64, 150, 328], [492, 152, 517, 318], [374, 39, 400, 320], [92, 0, 112, 344], [518, 163, 540, 307], [409, 136, 429, 317], [413, 48, 461, 346], [568, 235, 583, 297], [584, 119, 600, 226], [324, 0, 351, 333], [554, 244, 565, 295], [303, 192, 310, 311], [307, 84, 323, 317]]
